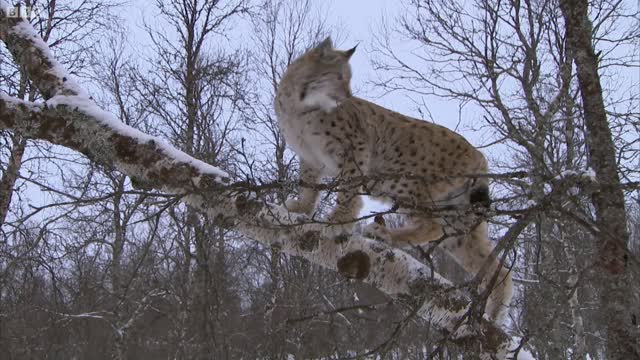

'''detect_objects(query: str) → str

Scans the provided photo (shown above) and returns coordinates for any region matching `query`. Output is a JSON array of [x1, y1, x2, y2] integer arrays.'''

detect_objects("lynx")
[[275, 37, 512, 321]]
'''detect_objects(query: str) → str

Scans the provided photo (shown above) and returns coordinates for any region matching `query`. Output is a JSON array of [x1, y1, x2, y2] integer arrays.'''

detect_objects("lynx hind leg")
[[386, 217, 444, 248], [444, 222, 513, 322], [285, 187, 318, 215], [363, 216, 444, 248]]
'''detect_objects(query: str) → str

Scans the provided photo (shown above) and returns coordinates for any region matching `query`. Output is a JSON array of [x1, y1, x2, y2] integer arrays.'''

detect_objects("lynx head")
[[287, 37, 357, 112]]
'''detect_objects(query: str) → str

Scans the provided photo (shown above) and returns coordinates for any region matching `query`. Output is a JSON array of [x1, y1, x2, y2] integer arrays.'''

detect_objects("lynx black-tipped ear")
[[345, 43, 358, 59], [316, 36, 333, 52]]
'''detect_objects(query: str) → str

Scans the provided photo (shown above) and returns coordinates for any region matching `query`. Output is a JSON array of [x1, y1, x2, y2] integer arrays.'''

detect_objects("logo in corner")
[[6, 5, 42, 20]]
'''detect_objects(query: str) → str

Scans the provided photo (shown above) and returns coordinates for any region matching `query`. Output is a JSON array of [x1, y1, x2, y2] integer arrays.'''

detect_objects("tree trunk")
[[0, 134, 26, 225], [562, 232, 587, 359], [266, 244, 283, 358], [559, 0, 639, 357]]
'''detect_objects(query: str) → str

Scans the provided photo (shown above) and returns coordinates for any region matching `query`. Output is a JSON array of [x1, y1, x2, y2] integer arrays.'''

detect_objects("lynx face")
[[290, 38, 355, 112]]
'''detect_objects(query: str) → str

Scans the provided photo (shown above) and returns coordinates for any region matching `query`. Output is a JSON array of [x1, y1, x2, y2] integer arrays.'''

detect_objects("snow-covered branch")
[[0, 11, 532, 359], [0, 87, 527, 360]]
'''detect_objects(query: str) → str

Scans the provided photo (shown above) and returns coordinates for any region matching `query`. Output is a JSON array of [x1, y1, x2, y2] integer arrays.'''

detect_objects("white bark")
[[561, 234, 587, 359], [0, 10, 533, 359]]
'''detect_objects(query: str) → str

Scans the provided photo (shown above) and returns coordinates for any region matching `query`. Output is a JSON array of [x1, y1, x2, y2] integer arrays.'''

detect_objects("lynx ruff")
[[275, 37, 512, 322]]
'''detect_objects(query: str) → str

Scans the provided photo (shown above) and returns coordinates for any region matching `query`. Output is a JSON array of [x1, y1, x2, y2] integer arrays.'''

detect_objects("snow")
[[554, 170, 577, 180], [46, 95, 230, 180], [512, 276, 540, 284], [1, 5, 229, 181], [513, 349, 536, 360], [507, 338, 536, 359], [4, 17, 88, 97], [584, 167, 597, 181], [554, 168, 598, 183], [62, 312, 106, 320], [0, 93, 35, 107]]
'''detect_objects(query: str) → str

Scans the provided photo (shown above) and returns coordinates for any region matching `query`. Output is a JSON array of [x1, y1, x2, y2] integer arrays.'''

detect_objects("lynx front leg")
[[325, 164, 364, 237], [285, 160, 321, 215], [386, 218, 444, 247], [326, 189, 363, 226]]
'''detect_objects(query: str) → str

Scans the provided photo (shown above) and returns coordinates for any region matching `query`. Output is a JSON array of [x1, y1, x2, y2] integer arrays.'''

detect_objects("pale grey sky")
[[24, 0, 637, 218], [326, 0, 491, 136], [119, 0, 465, 130]]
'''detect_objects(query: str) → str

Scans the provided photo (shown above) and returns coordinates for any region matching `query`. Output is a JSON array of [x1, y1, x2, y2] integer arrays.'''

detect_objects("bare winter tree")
[[0, 1, 128, 358], [559, 0, 639, 357], [0, 2, 550, 358], [246, 0, 332, 356], [3, 0, 638, 358], [371, 0, 639, 357], [130, 0, 251, 357]]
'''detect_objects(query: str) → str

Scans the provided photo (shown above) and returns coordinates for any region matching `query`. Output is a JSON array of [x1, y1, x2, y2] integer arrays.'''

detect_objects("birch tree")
[[0, 4, 546, 358], [371, 0, 639, 357], [559, 0, 639, 356], [131, 0, 250, 356]]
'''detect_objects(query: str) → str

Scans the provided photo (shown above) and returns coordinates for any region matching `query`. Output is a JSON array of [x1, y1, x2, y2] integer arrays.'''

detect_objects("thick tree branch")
[[0, 11, 532, 359], [0, 4, 81, 98], [0, 91, 527, 359]]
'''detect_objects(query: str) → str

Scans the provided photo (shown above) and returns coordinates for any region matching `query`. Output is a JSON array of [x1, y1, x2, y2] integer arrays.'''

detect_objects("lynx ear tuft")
[[315, 36, 334, 58], [345, 43, 358, 59], [316, 36, 333, 51]]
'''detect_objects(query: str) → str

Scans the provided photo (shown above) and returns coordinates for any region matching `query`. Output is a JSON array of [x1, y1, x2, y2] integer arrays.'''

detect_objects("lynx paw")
[[484, 292, 511, 324], [363, 222, 392, 245], [285, 198, 310, 214], [324, 225, 351, 243]]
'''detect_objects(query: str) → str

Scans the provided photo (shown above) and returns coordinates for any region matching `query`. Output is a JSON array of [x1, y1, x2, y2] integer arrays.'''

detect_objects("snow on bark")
[[0, 13, 533, 360], [46, 95, 229, 180], [0, 74, 534, 360], [0, 2, 81, 98], [0, 94, 229, 190]]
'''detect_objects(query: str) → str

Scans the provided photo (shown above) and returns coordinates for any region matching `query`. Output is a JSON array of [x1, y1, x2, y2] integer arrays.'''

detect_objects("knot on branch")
[[334, 233, 349, 244], [374, 215, 386, 226], [130, 176, 153, 190], [235, 194, 262, 216], [337, 250, 370, 280], [450, 320, 503, 354], [212, 213, 235, 229], [598, 240, 627, 274], [298, 230, 320, 251], [406, 278, 468, 314]]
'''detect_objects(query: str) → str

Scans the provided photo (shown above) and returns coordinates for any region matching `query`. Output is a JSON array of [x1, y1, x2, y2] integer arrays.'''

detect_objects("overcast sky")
[[326, 0, 464, 126], [119, 0, 472, 133], [110, 0, 513, 216], [44, 0, 640, 216], [326, 0, 498, 141]]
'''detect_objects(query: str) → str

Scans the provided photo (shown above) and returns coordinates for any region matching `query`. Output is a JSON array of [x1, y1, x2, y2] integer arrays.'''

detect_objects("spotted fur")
[[275, 37, 512, 322]]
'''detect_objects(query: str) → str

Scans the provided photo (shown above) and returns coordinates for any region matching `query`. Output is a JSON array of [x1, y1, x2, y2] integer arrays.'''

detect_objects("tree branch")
[[0, 11, 530, 359]]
